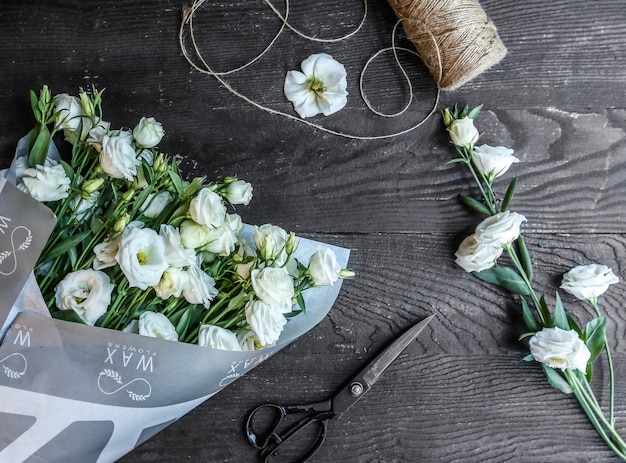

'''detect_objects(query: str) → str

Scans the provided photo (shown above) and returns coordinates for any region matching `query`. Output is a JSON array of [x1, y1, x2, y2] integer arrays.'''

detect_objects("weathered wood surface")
[[1, 0, 626, 461]]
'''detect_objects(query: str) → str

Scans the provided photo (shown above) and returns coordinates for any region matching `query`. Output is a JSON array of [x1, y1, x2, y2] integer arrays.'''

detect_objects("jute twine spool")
[[387, 0, 506, 90]]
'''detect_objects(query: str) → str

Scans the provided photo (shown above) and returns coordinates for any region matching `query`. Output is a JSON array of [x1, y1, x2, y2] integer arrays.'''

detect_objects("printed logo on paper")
[[99, 342, 156, 401], [219, 353, 272, 387]]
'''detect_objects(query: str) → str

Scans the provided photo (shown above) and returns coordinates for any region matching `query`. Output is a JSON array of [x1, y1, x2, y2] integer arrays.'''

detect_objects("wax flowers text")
[[444, 105, 626, 459], [15, 85, 353, 351]]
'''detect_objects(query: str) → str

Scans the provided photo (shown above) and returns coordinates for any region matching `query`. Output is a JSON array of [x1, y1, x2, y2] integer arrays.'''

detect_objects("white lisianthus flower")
[[223, 179, 253, 205], [235, 261, 255, 280], [284, 53, 348, 118], [160, 224, 197, 267], [473, 144, 519, 181], [308, 247, 342, 285], [155, 267, 189, 300], [529, 327, 591, 372], [237, 330, 260, 351], [133, 117, 164, 148], [86, 119, 111, 151], [455, 234, 504, 273], [475, 211, 527, 248], [54, 93, 92, 141], [179, 219, 212, 249], [93, 236, 122, 270], [225, 213, 244, 235], [115, 227, 169, 290], [69, 191, 100, 222], [99, 131, 140, 180], [141, 191, 173, 219], [198, 325, 242, 351], [183, 265, 218, 307], [54, 269, 114, 325], [251, 267, 294, 313], [189, 188, 226, 227], [202, 224, 237, 257], [254, 224, 289, 261], [448, 117, 479, 149], [138, 312, 178, 341], [18, 161, 71, 202], [245, 300, 287, 347], [561, 264, 619, 302]]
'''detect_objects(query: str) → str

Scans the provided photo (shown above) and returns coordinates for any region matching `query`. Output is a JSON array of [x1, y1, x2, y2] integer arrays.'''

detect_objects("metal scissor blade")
[[331, 314, 435, 417]]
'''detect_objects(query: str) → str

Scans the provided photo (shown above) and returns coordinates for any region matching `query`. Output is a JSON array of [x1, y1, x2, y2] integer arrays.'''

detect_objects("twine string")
[[179, 0, 443, 140]]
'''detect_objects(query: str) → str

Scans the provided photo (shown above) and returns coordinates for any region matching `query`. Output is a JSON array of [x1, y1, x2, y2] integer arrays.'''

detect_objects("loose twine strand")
[[179, 0, 504, 139]]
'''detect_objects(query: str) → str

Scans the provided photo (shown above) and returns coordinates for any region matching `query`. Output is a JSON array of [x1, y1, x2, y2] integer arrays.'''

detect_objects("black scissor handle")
[[246, 403, 330, 462]]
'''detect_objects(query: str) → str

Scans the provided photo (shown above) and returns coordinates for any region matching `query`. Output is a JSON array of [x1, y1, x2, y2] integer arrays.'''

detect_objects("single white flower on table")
[[245, 299, 287, 347], [99, 130, 140, 180], [54, 269, 114, 325], [447, 116, 479, 149], [529, 326, 591, 373], [189, 187, 226, 228], [473, 144, 519, 182], [308, 246, 342, 285], [115, 226, 169, 290], [561, 264, 619, 303], [133, 116, 164, 148], [251, 266, 295, 314], [475, 211, 527, 248], [455, 233, 503, 273], [284, 52, 348, 118], [198, 325, 242, 351], [18, 160, 71, 202], [138, 311, 178, 341]]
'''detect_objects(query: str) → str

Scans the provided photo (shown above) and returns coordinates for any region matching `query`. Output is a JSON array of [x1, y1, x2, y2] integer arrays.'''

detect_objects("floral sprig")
[[444, 105, 626, 459], [13, 86, 354, 351]]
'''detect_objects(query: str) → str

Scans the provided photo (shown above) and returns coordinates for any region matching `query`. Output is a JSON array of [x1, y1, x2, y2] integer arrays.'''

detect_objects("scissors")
[[245, 314, 434, 463]]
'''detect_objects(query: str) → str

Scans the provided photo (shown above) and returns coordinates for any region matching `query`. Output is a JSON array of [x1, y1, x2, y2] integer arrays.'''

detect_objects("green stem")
[[565, 369, 626, 460], [505, 244, 549, 326], [592, 299, 616, 425]]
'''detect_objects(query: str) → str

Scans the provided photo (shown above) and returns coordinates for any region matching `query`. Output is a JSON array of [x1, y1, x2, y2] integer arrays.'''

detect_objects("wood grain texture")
[[1, 0, 625, 461]]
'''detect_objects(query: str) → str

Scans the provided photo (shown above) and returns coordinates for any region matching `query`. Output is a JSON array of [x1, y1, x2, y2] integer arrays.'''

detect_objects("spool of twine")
[[387, 0, 506, 90]]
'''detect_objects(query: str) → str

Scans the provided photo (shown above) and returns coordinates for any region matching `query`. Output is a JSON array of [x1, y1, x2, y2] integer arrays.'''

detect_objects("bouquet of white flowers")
[[445, 105, 626, 460], [0, 86, 352, 462]]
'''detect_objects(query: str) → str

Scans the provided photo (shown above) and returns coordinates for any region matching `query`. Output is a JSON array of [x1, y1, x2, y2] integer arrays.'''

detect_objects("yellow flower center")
[[137, 251, 148, 265], [308, 78, 325, 93]]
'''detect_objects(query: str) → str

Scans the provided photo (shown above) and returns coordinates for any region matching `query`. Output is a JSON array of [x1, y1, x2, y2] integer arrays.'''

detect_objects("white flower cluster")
[[20, 86, 353, 351]]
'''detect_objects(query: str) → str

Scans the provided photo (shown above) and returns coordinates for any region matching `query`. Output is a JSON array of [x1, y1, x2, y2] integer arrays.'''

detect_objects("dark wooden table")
[[2, 1, 626, 461]]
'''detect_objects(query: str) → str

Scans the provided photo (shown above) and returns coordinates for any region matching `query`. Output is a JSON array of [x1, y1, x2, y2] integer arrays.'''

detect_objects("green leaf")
[[459, 194, 492, 215], [584, 316, 607, 363], [30, 90, 42, 123], [516, 235, 532, 282], [542, 364, 573, 394], [175, 308, 192, 337], [168, 170, 185, 197], [468, 104, 483, 120], [475, 267, 532, 296], [551, 293, 569, 330], [29, 125, 52, 167], [44, 230, 91, 261], [296, 292, 306, 313], [52, 309, 87, 324], [519, 332, 535, 340], [500, 176, 518, 212], [521, 297, 540, 331], [522, 353, 534, 361]]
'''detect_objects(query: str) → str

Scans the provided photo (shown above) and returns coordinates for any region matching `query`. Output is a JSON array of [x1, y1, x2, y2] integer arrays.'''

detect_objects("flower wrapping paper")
[[0, 142, 349, 463]]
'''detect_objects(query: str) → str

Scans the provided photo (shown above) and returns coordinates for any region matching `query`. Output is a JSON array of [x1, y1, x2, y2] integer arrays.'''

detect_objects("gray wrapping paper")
[[0, 146, 349, 462]]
